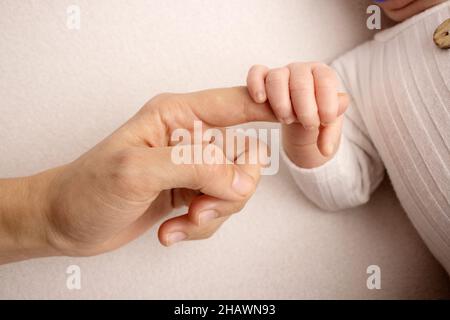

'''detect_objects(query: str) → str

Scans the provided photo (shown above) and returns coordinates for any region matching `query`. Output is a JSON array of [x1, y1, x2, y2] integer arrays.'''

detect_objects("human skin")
[[246, 1, 446, 169], [378, 0, 446, 22], [247, 62, 349, 169], [0, 87, 277, 265]]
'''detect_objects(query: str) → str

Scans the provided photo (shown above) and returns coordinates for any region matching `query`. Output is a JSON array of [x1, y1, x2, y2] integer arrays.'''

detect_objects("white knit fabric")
[[284, 1, 450, 272]]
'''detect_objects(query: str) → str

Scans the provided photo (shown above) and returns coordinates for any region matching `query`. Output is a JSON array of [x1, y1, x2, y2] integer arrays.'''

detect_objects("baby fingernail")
[[198, 210, 219, 225], [256, 91, 266, 103], [167, 232, 187, 246], [323, 143, 335, 156], [304, 125, 316, 131], [282, 117, 296, 125], [232, 169, 255, 196]]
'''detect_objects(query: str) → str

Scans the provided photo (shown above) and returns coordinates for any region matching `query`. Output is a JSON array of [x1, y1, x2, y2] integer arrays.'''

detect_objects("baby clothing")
[[284, 1, 450, 272]]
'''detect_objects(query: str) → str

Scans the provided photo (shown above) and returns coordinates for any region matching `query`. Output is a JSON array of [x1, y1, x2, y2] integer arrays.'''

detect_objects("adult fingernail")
[[166, 232, 187, 246], [232, 169, 255, 196], [256, 91, 266, 103], [198, 210, 219, 225]]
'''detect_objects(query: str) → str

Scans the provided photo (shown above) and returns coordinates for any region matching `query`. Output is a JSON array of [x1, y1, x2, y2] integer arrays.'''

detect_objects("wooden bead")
[[433, 18, 450, 49]]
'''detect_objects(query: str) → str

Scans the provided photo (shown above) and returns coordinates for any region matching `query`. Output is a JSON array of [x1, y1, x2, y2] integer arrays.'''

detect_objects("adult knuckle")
[[142, 92, 176, 113], [151, 92, 176, 105]]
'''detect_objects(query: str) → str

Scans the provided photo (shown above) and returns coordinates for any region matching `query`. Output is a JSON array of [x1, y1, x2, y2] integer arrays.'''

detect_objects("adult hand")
[[0, 87, 276, 263]]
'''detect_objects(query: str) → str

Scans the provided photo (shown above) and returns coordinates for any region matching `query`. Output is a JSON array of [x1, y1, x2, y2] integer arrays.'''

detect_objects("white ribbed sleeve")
[[285, 1, 450, 273]]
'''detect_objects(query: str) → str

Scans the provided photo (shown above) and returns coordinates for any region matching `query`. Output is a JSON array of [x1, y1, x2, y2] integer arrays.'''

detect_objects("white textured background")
[[0, 0, 449, 299]]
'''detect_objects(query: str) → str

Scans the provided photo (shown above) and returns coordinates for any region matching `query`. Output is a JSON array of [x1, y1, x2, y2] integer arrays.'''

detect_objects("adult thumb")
[[140, 144, 260, 201]]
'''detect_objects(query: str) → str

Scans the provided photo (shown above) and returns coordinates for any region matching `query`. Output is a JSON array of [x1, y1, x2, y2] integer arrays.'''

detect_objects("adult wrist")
[[0, 169, 60, 264]]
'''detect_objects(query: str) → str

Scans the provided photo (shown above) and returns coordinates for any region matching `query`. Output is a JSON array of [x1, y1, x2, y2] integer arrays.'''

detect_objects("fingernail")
[[166, 232, 187, 246], [282, 116, 296, 125], [198, 210, 219, 225], [232, 169, 255, 196], [323, 143, 335, 156], [304, 125, 316, 131], [256, 91, 266, 103]]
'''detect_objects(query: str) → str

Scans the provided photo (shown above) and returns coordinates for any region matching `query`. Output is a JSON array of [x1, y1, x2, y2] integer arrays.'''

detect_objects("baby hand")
[[246, 62, 350, 168]]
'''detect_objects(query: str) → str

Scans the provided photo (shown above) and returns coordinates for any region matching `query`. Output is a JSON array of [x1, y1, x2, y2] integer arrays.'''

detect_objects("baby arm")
[[246, 60, 385, 211]]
